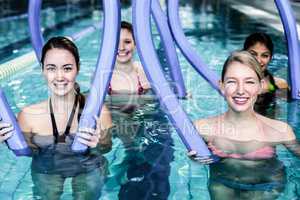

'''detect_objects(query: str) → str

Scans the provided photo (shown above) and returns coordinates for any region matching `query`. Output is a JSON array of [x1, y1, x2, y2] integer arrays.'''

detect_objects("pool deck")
[[227, 0, 300, 38]]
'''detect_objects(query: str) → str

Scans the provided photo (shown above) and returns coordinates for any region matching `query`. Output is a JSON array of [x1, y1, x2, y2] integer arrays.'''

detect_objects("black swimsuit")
[[49, 94, 79, 143], [31, 94, 104, 177]]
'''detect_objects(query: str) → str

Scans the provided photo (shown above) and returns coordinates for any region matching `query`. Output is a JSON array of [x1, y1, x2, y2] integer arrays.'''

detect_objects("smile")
[[54, 83, 68, 88], [117, 51, 130, 56], [232, 96, 249, 105]]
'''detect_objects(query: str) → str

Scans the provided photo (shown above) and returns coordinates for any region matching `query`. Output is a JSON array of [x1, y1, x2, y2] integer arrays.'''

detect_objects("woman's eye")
[[262, 54, 270, 58], [64, 67, 73, 72], [125, 40, 132, 44], [246, 81, 255, 84], [249, 51, 257, 56], [226, 80, 235, 84], [46, 67, 55, 71]]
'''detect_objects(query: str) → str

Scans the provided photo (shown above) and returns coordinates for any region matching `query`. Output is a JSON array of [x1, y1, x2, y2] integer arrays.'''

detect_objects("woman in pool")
[[107, 20, 153, 151], [191, 51, 300, 200], [108, 20, 150, 95], [243, 32, 289, 115], [1, 36, 113, 200]]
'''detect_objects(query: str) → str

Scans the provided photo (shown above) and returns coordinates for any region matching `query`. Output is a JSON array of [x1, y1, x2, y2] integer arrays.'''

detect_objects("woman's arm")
[[283, 140, 300, 157], [17, 109, 38, 149], [274, 77, 289, 90], [134, 61, 151, 90], [282, 124, 300, 157], [97, 104, 113, 153]]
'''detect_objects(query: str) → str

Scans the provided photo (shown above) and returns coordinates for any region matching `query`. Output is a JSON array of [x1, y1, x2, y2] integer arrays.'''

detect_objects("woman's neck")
[[224, 109, 257, 124], [50, 92, 76, 113], [115, 60, 134, 73]]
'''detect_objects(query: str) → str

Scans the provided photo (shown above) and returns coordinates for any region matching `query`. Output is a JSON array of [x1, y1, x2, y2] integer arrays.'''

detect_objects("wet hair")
[[121, 21, 135, 42], [41, 36, 80, 71], [243, 32, 274, 56], [221, 51, 263, 82]]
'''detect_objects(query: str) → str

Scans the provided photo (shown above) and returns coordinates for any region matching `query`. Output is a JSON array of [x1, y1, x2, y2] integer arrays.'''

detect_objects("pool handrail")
[[133, 0, 218, 162], [151, 0, 187, 98], [275, 0, 300, 100]]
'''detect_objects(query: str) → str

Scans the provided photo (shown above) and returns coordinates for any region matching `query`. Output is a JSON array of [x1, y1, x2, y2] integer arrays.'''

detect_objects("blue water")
[[0, 1, 300, 199]]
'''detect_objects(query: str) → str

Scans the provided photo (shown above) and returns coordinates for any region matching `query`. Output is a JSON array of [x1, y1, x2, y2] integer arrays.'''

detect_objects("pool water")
[[0, 0, 299, 199]]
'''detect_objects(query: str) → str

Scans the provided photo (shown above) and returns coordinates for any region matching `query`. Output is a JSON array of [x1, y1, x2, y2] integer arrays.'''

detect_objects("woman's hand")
[[0, 122, 14, 143], [187, 150, 216, 164], [76, 127, 100, 148]]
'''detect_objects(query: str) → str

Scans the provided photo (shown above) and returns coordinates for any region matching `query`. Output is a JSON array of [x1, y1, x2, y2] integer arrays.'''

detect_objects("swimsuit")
[[208, 142, 275, 160], [208, 116, 285, 192], [255, 70, 278, 114], [108, 75, 144, 95], [31, 94, 104, 177], [207, 115, 275, 160]]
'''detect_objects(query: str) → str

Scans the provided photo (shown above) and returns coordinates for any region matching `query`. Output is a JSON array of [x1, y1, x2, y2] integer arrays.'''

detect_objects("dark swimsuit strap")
[[49, 94, 79, 143]]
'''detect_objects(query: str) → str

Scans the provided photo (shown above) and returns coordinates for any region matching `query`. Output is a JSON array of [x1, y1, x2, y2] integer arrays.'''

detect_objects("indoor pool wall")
[[0, 0, 299, 199]]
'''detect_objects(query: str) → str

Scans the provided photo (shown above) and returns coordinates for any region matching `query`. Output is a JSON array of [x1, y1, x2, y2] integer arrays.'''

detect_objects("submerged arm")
[[17, 109, 38, 150], [282, 124, 300, 158], [283, 140, 300, 158], [97, 104, 113, 153]]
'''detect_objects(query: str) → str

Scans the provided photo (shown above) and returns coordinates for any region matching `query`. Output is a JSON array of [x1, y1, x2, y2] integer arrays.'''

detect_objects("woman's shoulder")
[[194, 116, 219, 136], [17, 100, 48, 132], [133, 61, 142, 70], [133, 61, 146, 76], [257, 114, 295, 141], [274, 77, 289, 89], [19, 100, 48, 115], [133, 61, 151, 89], [18, 100, 48, 123]]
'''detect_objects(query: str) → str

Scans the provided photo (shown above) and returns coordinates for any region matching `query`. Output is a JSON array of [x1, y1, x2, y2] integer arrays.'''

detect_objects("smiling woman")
[[243, 32, 290, 115], [189, 51, 300, 200], [108, 21, 150, 95], [0, 36, 113, 200]]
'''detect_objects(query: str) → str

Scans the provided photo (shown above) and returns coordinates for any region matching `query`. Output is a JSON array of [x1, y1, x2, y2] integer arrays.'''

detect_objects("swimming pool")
[[0, 0, 299, 199]]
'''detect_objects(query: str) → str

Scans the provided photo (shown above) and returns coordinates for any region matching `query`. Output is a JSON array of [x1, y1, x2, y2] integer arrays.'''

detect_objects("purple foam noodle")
[[275, 0, 300, 100], [72, 0, 120, 153], [0, 89, 31, 156], [167, 0, 221, 94], [132, 0, 218, 162], [151, 0, 187, 98]]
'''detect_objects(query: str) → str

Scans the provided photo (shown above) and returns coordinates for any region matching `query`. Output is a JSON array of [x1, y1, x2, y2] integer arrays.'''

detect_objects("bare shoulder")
[[133, 61, 143, 71], [17, 100, 48, 132], [194, 116, 218, 137], [258, 114, 295, 141], [133, 61, 150, 89], [274, 77, 289, 89], [18, 101, 48, 118]]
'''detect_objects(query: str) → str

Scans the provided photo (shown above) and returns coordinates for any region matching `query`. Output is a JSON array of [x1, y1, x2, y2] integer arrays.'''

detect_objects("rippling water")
[[0, 0, 299, 199]]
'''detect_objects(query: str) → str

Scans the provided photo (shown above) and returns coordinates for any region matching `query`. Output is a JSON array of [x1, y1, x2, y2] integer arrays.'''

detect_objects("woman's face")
[[221, 61, 262, 113], [42, 48, 78, 96], [117, 28, 135, 64], [247, 42, 271, 72]]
